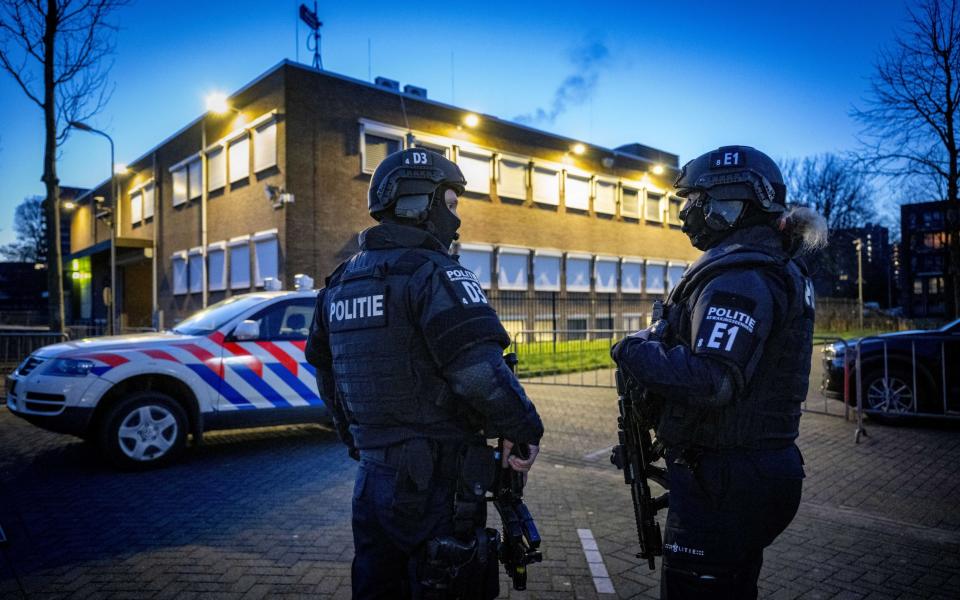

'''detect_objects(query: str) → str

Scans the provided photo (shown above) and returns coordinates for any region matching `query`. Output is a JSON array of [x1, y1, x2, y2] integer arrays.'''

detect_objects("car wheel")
[[859, 367, 917, 421], [99, 391, 188, 470]]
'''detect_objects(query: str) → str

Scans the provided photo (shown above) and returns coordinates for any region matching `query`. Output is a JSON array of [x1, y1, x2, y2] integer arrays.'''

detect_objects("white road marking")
[[577, 528, 616, 595], [582, 445, 614, 461]]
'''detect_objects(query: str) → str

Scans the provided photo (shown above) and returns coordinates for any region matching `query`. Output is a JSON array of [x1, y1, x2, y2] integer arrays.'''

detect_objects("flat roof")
[[76, 59, 677, 203]]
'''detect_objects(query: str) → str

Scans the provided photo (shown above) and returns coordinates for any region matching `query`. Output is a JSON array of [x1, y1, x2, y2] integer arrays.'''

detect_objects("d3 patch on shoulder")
[[443, 267, 488, 306], [710, 148, 746, 169]]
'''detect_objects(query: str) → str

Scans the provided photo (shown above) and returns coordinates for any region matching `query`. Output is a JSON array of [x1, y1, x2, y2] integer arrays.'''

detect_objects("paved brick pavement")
[[1, 379, 958, 599]]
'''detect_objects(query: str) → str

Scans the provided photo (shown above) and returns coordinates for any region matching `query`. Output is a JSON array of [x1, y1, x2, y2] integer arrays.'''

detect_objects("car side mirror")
[[233, 320, 260, 341]]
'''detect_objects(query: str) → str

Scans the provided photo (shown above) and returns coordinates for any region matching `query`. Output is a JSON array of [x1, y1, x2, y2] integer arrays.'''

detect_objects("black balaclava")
[[679, 191, 776, 250], [423, 187, 461, 249], [679, 193, 728, 250]]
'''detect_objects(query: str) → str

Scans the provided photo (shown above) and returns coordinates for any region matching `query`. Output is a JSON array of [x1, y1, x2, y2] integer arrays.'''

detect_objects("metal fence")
[[850, 334, 958, 442], [0, 332, 69, 374], [510, 329, 626, 388], [488, 292, 657, 341]]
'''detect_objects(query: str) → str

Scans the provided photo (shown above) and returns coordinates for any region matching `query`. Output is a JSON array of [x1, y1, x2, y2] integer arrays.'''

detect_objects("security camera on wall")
[[264, 184, 295, 208]]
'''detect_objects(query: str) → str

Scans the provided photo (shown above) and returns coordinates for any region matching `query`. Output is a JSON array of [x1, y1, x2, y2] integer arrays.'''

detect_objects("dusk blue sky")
[[0, 0, 913, 246]]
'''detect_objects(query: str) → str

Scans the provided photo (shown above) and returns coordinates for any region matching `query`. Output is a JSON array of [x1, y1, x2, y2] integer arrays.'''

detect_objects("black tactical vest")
[[323, 244, 476, 449], [657, 235, 815, 450]]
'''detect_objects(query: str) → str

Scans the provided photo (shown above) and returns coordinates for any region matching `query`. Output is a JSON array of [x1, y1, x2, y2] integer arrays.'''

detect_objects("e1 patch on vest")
[[694, 292, 758, 366]]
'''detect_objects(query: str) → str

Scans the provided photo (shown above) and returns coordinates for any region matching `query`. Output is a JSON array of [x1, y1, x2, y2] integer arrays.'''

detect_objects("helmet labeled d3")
[[367, 148, 467, 222]]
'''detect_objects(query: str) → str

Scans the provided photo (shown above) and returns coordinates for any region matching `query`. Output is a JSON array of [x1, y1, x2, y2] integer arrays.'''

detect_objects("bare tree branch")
[[0, 0, 130, 331]]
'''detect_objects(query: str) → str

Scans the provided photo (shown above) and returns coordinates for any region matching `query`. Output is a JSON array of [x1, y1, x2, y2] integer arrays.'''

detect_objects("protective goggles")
[[679, 169, 781, 212]]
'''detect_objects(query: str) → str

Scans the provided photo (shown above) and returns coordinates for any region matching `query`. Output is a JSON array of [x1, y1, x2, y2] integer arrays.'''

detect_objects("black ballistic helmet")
[[367, 148, 467, 221], [674, 146, 787, 250], [674, 145, 786, 213]]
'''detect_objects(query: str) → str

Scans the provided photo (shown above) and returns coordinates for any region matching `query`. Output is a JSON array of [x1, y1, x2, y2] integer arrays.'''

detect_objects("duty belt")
[[359, 440, 466, 480]]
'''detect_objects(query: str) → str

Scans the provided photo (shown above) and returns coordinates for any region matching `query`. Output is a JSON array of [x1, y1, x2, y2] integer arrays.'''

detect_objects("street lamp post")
[[854, 238, 864, 331], [69, 121, 118, 335]]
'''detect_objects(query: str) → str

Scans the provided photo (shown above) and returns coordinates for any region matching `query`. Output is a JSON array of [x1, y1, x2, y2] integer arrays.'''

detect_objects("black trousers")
[[351, 459, 457, 599], [660, 445, 804, 600]]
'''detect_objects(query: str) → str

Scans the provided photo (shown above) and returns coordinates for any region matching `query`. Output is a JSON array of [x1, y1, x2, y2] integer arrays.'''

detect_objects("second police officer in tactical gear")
[[306, 148, 544, 600], [612, 146, 827, 599]]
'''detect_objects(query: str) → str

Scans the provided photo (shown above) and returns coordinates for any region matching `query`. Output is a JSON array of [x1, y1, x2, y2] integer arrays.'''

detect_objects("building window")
[[533, 250, 561, 292], [208, 242, 226, 292], [497, 247, 529, 291], [253, 230, 279, 287], [172, 251, 188, 295], [667, 195, 683, 225], [595, 316, 614, 334], [253, 120, 278, 173], [500, 319, 525, 343], [566, 253, 592, 292], [143, 183, 155, 220], [363, 132, 401, 173], [532, 166, 560, 206], [621, 186, 640, 218], [646, 260, 666, 294], [172, 167, 187, 206], [621, 259, 643, 294], [414, 140, 449, 156], [229, 236, 251, 290], [565, 173, 590, 211], [594, 180, 617, 215], [913, 279, 923, 295], [566, 316, 588, 340], [457, 243, 493, 289], [623, 313, 644, 331], [129, 190, 142, 226], [187, 158, 202, 201], [188, 248, 203, 294], [457, 150, 492, 194], [207, 146, 226, 191], [228, 134, 250, 183], [497, 156, 528, 200], [595, 257, 618, 292], [646, 192, 663, 222], [667, 262, 687, 292], [923, 232, 946, 249]]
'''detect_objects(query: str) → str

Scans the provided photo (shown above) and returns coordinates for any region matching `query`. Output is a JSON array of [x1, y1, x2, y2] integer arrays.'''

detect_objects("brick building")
[[900, 200, 958, 318], [68, 61, 698, 334], [811, 224, 894, 308]]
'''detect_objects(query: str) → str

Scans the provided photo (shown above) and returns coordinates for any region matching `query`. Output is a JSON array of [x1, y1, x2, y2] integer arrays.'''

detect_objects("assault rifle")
[[490, 439, 542, 590], [489, 352, 542, 590], [610, 305, 670, 570]]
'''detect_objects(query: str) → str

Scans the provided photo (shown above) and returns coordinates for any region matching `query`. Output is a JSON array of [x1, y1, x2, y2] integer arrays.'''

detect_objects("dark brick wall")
[[73, 61, 699, 324]]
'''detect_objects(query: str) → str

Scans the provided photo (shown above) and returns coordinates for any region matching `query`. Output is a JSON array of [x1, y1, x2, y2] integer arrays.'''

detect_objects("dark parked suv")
[[821, 319, 960, 418]]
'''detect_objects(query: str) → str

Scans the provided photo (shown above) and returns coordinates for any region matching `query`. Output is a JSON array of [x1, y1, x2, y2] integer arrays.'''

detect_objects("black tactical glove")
[[611, 327, 655, 362]]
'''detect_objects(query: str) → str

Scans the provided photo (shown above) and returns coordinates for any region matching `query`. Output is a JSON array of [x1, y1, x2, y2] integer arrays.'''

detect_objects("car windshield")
[[172, 296, 269, 335]]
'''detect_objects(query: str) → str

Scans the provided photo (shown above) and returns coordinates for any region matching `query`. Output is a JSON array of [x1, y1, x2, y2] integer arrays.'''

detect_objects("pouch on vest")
[[392, 438, 437, 520], [454, 444, 497, 537]]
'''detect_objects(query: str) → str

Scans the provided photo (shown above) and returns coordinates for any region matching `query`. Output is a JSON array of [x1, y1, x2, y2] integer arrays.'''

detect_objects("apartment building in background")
[[900, 200, 958, 318], [67, 60, 698, 336]]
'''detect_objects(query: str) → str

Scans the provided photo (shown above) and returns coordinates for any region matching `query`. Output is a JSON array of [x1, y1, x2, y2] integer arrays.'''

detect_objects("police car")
[[5, 290, 327, 469]]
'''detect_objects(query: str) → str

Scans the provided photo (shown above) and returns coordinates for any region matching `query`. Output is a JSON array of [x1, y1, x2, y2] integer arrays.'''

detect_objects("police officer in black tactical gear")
[[612, 145, 826, 600], [305, 147, 544, 600]]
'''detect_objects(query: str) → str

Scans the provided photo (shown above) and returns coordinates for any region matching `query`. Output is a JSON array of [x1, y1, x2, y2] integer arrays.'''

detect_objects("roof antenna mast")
[[299, 2, 323, 70]]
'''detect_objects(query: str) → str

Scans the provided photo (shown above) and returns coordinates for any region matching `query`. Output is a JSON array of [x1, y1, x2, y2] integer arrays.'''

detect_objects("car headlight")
[[46, 358, 96, 377]]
